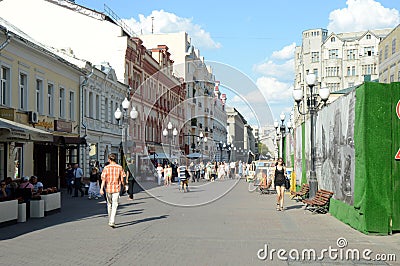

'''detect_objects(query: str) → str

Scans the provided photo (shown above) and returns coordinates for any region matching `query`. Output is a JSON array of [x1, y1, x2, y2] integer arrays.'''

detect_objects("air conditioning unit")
[[28, 111, 39, 124]]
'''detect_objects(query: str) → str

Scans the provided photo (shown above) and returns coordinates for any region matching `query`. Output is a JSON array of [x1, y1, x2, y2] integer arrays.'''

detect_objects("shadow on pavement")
[[0, 185, 152, 240], [115, 215, 169, 229]]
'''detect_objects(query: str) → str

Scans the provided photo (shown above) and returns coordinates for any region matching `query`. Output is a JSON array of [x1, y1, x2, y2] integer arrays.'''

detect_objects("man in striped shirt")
[[100, 153, 126, 228]]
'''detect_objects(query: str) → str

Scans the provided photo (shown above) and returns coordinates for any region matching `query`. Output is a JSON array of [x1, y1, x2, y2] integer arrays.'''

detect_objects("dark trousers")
[[67, 178, 73, 195], [74, 178, 84, 197], [128, 178, 135, 199]]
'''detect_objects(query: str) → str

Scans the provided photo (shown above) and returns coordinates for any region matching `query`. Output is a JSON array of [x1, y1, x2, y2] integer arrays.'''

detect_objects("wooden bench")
[[290, 183, 309, 202], [302, 189, 334, 214]]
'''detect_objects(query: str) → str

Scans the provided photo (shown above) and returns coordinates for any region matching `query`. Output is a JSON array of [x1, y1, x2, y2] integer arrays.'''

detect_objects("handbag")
[[284, 178, 290, 189]]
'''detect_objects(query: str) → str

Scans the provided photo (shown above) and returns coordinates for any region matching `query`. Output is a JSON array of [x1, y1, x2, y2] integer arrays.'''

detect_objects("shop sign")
[[0, 108, 15, 120], [36, 120, 53, 130], [54, 120, 72, 133]]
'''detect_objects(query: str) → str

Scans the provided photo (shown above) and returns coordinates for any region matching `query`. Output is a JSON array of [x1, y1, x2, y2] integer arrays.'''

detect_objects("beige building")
[[0, 18, 82, 187], [379, 24, 400, 83]]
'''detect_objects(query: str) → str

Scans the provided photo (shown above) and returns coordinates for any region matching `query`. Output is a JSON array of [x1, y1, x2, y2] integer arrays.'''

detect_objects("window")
[[110, 100, 113, 123], [328, 49, 339, 59], [362, 64, 376, 75], [36, 79, 43, 113], [331, 37, 336, 42], [347, 67, 351, 76], [88, 92, 93, 118], [392, 39, 396, 55], [313, 68, 318, 78], [96, 94, 100, 119], [385, 45, 389, 59], [326, 67, 340, 77], [366, 34, 371, 40], [47, 83, 54, 116], [69, 91, 75, 121], [105, 98, 109, 122], [347, 49, 357, 60], [19, 73, 28, 110], [1, 66, 10, 106], [364, 46, 374, 56], [390, 74, 394, 83], [311, 52, 319, 62], [59, 87, 65, 118]]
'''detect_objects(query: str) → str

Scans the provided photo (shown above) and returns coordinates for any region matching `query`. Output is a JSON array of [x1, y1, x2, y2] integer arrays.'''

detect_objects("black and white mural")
[[315, 91, 356, 205]]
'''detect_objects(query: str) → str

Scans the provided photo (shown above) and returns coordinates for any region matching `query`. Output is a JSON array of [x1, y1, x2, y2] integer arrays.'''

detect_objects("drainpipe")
[[80, 68, 94, 177], [0, 29, 11, 51]]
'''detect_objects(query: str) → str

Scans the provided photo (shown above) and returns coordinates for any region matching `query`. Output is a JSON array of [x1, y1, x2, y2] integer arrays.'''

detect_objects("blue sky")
[[78, 0, 400, 126]]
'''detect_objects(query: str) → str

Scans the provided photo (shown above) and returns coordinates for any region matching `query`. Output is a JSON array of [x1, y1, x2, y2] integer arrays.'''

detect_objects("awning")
[[53, 132, 81, 145], [0, 118, 53, 142]]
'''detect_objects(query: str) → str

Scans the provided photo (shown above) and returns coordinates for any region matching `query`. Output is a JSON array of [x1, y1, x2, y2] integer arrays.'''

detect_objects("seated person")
[[259, 170, 271, 189], [31, 176, 43, 197], [0, 180, 11, 200], [5, 177, 17, 198], [19, 176, 34, 190], [15, 176, 33, 202]]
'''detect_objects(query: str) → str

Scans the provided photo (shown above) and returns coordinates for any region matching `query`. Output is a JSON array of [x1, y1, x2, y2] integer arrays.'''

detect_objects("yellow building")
[[0, 18, 83, 187], [379, 24, 400, 83]]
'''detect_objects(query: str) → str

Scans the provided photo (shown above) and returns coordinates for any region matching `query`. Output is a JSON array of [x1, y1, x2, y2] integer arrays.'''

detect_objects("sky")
[[78, 0, 400, 127]]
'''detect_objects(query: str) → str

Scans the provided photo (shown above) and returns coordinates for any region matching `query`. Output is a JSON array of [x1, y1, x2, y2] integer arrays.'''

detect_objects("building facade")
[[140, 32, 228, 160], [293, 27, 391, 126], [0, 18, 82, 187], [379, 24, 400, 83]]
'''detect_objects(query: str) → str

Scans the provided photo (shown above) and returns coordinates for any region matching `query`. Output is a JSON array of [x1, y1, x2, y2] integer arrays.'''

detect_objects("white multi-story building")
[[294, 28, 392, 124]]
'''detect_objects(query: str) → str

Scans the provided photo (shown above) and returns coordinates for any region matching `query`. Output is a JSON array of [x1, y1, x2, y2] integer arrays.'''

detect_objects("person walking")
[[88, 167, 101, 200], [126, 160, 135, 200], [100, 153, 126, 228], [164, 164, 172, 186], [178, 164, 189, 192], [65, 164, 74, 195], [73, 163, 84, 197], [156, 163, 163, 185], [274, 158, 287, 211]]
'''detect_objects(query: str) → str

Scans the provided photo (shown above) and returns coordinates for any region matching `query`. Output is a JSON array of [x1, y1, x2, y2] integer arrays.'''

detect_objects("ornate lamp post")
[[292, 73, 330, 198], [162, 122, 178, 162], [274, 112, 293, 159], [114, 97, 138, 165], [197, 131, 207, 162]]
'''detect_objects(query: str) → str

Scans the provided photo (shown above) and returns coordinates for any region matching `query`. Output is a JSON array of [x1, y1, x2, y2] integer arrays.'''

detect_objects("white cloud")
[[271, 43, 296, 60], [256, 77, 292, 104], [253, 59, 294, 82], [328, 0, 400, 33], [122, 10, 221, 49]]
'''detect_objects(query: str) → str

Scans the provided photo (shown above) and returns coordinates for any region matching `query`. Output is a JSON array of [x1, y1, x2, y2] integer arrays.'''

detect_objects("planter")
[[18, 203, 26, 223], [41, 192, 61, 215], [30, 199, 44, 218], [0, 199, 18, 226]]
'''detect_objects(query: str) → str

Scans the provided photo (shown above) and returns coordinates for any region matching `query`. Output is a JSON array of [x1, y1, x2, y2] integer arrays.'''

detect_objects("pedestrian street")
[[0, 179, 398, 266]]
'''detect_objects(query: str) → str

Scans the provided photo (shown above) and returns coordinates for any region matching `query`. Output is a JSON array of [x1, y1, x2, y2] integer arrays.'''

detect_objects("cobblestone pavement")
[[0, 179, 399, 266]]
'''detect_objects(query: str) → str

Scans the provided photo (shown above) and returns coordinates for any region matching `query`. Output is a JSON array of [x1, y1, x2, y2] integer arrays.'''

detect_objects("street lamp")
[[114, 96, 138, 166], [292, 73, 330, 198], [197, 131, 207, 162], [162, 121, 178, 162], [274, 113, 292, 159]]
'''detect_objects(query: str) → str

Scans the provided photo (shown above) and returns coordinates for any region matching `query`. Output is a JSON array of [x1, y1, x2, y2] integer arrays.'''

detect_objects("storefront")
[[0, 117, 53, 181]]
